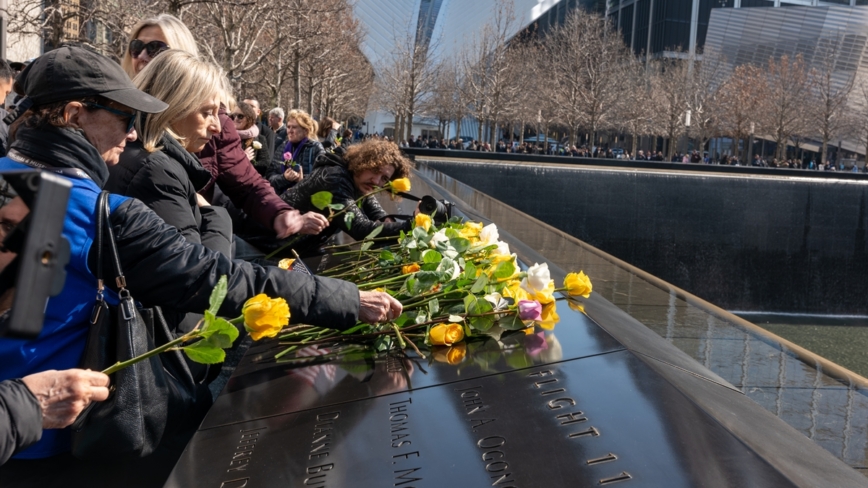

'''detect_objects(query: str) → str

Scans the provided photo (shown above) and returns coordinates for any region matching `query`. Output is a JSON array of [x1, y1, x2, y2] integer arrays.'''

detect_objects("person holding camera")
[[0, 46, 401, 476], [245, 139, 413, 258]]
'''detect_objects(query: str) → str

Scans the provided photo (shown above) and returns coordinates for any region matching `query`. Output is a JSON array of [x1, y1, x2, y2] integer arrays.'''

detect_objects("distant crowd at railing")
[[396, 134, 865, 173]]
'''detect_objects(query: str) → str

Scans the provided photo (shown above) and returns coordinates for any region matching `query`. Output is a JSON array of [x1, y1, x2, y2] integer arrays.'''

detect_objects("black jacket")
[[10, 125, 361, 330], [0, 379, 41, 465], [267, 139, 324, 194], [257, 121, 275, 165], [108, 136, 232, 258], [278, 152, 410, 256], [272, 125, 287, 164]]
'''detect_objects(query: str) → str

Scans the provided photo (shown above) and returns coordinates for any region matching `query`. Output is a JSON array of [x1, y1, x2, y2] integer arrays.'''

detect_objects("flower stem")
[[102, 333, 195, 375]]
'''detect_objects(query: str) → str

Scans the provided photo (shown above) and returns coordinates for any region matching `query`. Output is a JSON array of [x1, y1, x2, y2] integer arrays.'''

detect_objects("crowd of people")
[[0, 13, 415, 487], [398, 133, 862, 171]]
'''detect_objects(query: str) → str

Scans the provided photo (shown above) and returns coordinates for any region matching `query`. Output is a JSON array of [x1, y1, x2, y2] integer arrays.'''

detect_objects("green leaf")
[[365, 225, 384, 240], [361, 241, 374, 251], [428, 298, 440, 316], [448, 314, 464, 323], [464, 262, 477, 280], [182, 341, 226, 364], [344, 212, 356, 230], [464, 295, 494, 331], [449, 237, 471, 254], [199, 313, 240, 349], [414, 271, 440, 293], [208, 276, 228, 315], [412, 227, 429, 241], [311, 191, 334, 210], [422, 249, 443, 264], [493, 260, 516, 280], [379, 250, 395, 263], [328, 203, 345, 211], [470, 273, 489, 294], [498, 314, 526, 331]]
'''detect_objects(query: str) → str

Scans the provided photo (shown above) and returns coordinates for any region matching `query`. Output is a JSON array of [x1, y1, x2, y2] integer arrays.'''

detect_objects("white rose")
[[521, 262, 551, 293], [430, 228, 449, 247], [492, 240, 510, 256], [252, 141, 263, 150], [479, 223, 499, 246]]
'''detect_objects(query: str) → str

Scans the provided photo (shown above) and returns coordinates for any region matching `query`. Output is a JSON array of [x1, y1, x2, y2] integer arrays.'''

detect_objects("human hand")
[[22, 369, 110, 429], [273, 210, 329, 238], [244, 146, 255, 161], [358, 290, 403, 324], [283, 167, 302, 183]]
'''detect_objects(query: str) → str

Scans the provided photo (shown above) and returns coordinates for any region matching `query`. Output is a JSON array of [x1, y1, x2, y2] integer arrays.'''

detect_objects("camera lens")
[[419, 196, 439, 215]]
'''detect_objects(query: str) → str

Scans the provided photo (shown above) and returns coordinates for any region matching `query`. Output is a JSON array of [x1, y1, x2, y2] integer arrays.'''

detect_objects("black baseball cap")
[[14, 46, 167, 113]]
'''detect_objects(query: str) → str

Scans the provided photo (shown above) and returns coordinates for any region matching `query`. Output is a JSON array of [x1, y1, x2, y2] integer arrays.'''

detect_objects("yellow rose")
[[526, 281, 555, 305], [414, 213, 432, 232], [458, 221, 483, 240], [429, 323, 465, 346], [501, 279, 529, 302], [242, 294, 291, 341], [537, 302, 560, 330], [567, 300, 586, 314], [432, 343, 467, 365], [402, 263, 421, 274], [389, 178, 412, 193], [278, 258, 296, 270], [564, 271, 592, 298]]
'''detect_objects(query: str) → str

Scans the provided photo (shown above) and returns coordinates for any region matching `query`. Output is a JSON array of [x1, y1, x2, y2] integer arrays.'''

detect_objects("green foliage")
[[208, 275, 228, 315], [311, 191, 334, 210]]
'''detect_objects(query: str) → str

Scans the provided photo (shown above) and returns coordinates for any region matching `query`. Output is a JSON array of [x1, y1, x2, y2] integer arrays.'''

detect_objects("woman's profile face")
[[170, 97, 222, 153], [73, 101, 138, 165], [229, 111, 252, 131], [286, 118, 309, 144], [133, 25, 168, 76], [352, 164, 396, 195]]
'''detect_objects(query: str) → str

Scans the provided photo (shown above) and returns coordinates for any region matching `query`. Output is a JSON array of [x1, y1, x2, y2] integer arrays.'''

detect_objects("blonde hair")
[[286, 109, 318, 139], [122, 14, 199, 79], [133, 50, 225, 151]]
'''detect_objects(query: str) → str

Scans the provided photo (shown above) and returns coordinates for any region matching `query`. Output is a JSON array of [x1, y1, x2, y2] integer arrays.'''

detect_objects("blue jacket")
[[0, 158, 127, 458]]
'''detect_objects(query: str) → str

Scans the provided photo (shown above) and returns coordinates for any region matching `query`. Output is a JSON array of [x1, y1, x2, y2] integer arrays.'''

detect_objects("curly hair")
[[344, 139, 411, 179], [286, 109, 318, 138]]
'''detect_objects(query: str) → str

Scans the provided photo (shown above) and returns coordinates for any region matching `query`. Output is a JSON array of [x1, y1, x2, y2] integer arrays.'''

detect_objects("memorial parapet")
[[164, 171, 868, 488]]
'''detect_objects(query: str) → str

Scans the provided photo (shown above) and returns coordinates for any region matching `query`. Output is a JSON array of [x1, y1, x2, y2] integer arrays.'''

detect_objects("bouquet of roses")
[[274, 191, 593, 363]]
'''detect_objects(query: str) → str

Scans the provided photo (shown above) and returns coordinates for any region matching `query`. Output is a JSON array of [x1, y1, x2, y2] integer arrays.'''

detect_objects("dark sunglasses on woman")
[[229, 113, 246, 121], [129, 39, 170, 58]]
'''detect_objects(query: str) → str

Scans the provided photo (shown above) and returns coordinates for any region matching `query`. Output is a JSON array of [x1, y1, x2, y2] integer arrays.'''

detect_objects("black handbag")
[[71, 191, 210, 461]]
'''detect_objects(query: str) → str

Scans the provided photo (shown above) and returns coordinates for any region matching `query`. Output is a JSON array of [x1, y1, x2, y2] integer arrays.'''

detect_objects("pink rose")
[[518, 300, 542, 321]]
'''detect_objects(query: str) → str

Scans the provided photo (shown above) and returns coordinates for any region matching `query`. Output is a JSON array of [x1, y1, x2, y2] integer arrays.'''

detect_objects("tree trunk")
[[293, 54, 301, 111], [821, 140, 828, 166]]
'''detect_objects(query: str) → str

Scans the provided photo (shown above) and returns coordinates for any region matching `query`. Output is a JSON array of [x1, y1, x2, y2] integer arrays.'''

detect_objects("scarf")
[[10, 124, 110, 187]]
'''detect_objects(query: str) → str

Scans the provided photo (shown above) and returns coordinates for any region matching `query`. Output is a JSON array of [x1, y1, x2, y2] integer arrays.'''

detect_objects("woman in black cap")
[[0, 46, 401, 484]]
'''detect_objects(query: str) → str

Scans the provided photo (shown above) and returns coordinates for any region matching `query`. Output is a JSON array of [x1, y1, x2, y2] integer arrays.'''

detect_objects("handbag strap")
[[95, 191, 129, 299]]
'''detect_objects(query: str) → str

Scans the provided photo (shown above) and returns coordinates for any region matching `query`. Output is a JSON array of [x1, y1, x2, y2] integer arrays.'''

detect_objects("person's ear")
[[63, 101, 85, 129]]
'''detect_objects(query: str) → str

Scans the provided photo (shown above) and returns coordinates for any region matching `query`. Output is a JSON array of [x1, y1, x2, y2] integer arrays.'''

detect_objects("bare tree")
[[760, 54, 811, 162], [650, 56, 691, 159], [686, 48, 727, 157], [460, 0, 521, 145], [716, 63, 766, 162], [616, 55, 654, 158], [544, 9, 631, 147], [807, 37, 857, 166], [374, 25, 438, 141], [851, 80, 868, 166]]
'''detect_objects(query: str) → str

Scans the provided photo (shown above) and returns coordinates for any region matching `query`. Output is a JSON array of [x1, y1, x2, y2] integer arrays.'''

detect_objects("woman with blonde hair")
[[122, 14, 329, 246], [107, 48, 231, 294], [267, 109, 324, 194], [121, 14, 199, 79]]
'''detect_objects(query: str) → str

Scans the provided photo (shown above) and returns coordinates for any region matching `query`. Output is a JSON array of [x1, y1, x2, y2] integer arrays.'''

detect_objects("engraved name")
[[527, 369, 631, 484], [389, 398, 423, 487], [225, 426, 267, 475], [303, 411, 340, 486], [454, 385, 515, 486]]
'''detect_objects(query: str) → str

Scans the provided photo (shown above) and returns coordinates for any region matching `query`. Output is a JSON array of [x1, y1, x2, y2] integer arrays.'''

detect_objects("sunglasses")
[[229, 113, 246, 121], [85, 102, 138, 133], [129, 39, 170, 58]]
